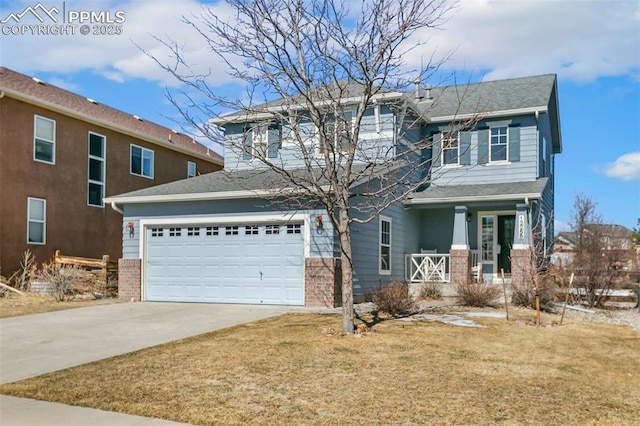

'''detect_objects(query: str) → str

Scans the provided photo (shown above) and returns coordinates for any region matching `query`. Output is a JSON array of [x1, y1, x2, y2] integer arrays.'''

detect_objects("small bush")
[[511, 274, 557, 312], [455, 282, 501, 307], [418, 282, 442, 300], [371, 281, 415, 317], [37, 263, 95, 302]]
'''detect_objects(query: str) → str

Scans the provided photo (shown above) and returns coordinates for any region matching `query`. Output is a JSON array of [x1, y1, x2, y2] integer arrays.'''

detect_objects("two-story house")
[[0, 67, 223, 276], [106, 74, 561, 307]]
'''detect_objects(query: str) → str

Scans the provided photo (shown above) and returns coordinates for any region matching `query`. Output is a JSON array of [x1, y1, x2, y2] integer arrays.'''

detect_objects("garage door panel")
[[146, 222, 304, 305]]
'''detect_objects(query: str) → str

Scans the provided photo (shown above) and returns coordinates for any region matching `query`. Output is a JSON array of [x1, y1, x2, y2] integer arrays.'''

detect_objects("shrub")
[[371, 281, 415, 317], [37, 263, 95, 302], [418, 282, 442, 300], [511, 273, 557, 312], [455, 282, 501, 308]]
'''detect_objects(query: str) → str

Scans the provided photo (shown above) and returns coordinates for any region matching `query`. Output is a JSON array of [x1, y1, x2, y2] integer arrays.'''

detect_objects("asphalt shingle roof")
[[408, 178, 549, 204], [414, 74, 557, 120], [0, 67, 222, 163]]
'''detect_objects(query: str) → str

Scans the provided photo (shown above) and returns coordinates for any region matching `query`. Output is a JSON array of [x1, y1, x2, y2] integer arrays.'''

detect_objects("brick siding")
[[449, 249, 471, 285], [118, 258, 141, 302], [304, 258, 342, 308]]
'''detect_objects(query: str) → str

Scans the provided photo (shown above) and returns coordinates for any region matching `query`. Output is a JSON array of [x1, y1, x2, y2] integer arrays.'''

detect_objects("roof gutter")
[[428, 106, 547, 123], [1, 88, 223, 166], [404, 192, 543, 206], [104, 184, 333, 205], [210, 92, 406, 125]]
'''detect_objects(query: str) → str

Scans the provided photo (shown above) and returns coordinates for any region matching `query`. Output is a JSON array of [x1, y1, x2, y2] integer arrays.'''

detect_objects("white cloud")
[[602, 152, 640, 181], [1, 0, 638, 86], [0, 0, 238, 87], [406, 0, 640, 83]]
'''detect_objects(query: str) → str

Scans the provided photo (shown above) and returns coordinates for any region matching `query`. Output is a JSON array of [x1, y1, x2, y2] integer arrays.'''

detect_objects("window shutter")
[[431, 132, 442, 168], [508, 125, 521, 162], [477, 127, 489, 165], [460, 131, 471, 165]]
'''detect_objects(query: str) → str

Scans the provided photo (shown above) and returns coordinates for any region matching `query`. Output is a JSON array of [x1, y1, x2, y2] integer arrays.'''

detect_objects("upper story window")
[[243, 123, 282, 160], [88, 132, 106, 207], [442, 131, 459, 166], [130, 144, 154, 179], [320, 110, 353, 154], [34, 115, 56, 164], [490, 126, 508, 162], [27, 197, 46, 244], [187, 161, 196, 178]]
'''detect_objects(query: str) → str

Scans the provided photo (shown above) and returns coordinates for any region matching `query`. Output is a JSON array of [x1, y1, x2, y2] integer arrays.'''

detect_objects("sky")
[[1, 0, 639, 232]]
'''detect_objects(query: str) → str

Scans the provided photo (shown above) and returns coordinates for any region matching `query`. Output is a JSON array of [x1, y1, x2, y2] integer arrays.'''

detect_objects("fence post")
[[102, 255, 110, 288]]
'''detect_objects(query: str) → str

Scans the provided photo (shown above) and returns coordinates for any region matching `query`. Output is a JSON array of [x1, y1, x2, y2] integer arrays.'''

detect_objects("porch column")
[[450, 206, 470, 285], [511, 203, 532, 287]]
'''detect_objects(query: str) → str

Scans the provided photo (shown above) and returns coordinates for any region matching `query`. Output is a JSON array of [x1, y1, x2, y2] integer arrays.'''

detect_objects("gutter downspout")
[[110, 201, 124, 215]]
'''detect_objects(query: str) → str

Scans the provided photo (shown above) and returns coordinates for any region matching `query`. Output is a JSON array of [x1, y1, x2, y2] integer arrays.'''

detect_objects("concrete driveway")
[[0, 302, 291, 384]]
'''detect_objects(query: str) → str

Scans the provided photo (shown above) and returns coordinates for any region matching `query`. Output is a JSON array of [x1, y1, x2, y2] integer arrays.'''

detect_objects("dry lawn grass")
[[0, 293, 113, 318], [1, 310, 639, 425]]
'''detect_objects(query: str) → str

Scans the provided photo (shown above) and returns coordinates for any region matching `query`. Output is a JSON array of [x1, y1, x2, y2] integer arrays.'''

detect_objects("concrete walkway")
[[0, 302, 293, 425]]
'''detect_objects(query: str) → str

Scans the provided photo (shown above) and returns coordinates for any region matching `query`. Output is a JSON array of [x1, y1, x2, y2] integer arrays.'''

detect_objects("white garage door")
[[145, 223, 304, 305]]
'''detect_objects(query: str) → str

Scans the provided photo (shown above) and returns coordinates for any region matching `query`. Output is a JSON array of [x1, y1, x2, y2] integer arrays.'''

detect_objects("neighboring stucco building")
[[0, 67, 223, 275]]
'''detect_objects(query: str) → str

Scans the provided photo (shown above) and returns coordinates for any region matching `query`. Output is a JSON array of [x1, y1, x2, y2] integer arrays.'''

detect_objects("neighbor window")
[[379, 216, 391, 274], [490, 126, 508, 162], [442, 131, 459, 165], [187, 161, 196, 178], [130, 144, 154, 178], [34, 115, 55, 164], [27, 197, 46, 244], [88, 132, 106, 207]]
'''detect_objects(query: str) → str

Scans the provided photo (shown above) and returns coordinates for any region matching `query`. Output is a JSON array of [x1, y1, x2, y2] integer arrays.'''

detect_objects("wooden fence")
[[54, 250, 118, 290]]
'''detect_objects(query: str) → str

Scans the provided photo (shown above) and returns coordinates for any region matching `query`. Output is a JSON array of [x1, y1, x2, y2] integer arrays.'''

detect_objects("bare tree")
[[151, 0, 475, 333], [566, 194, 630, 307]]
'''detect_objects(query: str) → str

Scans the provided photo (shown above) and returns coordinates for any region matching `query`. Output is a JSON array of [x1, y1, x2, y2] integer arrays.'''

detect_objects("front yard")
[[1, 309, 638, 425]]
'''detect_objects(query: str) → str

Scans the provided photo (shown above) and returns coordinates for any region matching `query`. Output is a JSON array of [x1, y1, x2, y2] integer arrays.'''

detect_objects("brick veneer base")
[[305, 258, 342, 308], [510, 248, 532, 288], [449, 249, 471, 285], [118, 258, 141, 302]]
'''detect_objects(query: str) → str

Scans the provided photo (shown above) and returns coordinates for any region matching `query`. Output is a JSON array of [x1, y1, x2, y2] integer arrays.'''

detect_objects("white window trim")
[[379, 215, 392, 275], [187, 161, 196, 178], [489, 125, 509, 163], [317, 108, 356, 156], [130, 144, 154, 179], [33, 115, 56, 164], [27, 197, 46, 245], [87, 132, 106, 208], [442, 131, 460, 167]]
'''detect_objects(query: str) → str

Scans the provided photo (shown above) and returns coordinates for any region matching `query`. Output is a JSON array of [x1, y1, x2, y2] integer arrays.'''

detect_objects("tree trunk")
[[338, 207, 354, 334]]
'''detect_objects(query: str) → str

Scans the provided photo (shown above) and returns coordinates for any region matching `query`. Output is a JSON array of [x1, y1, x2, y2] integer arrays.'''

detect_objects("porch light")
[[466, 212, 472, 223]]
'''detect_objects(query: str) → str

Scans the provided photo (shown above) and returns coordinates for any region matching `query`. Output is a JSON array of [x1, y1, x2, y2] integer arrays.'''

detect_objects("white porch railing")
[[405, 253, 450, 283], [471, 249, 480, 268]]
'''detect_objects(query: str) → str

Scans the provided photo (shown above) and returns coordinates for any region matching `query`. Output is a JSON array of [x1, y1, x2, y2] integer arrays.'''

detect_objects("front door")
[[497, 215, 515, 274], [479, 213, 515, 276]]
